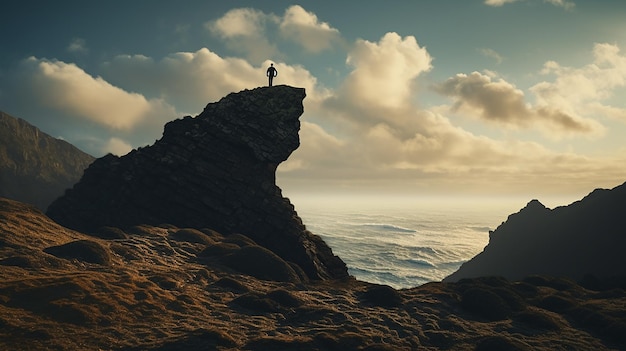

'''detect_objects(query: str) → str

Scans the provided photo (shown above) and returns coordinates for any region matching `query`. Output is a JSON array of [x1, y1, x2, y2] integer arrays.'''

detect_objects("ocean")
[[289, 196, 531, 289]]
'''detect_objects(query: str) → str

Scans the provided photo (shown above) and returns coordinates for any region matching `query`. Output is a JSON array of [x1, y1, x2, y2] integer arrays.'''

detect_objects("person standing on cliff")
[[266, 63, 277, 87]]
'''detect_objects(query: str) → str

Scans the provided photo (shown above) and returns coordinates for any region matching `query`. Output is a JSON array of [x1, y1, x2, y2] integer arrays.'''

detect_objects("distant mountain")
[[0, 111, 94, 210], [445, 182, 626, 282]]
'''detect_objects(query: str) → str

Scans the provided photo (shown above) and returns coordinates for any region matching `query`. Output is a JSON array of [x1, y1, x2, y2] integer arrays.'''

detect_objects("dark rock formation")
[[0, 111, 94, 210], [445, 182, 626, 282], [46, 85, 348, 280]]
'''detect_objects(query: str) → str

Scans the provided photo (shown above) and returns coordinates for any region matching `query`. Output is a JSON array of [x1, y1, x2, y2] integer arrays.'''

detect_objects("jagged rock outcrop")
[[47, 85, 348, 280], [445, 182, 626, 282], [0, 111, 94, 210]]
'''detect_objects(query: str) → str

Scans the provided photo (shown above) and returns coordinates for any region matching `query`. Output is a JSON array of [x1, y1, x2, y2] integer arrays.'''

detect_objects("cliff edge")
[[46, 85, 348, 280]]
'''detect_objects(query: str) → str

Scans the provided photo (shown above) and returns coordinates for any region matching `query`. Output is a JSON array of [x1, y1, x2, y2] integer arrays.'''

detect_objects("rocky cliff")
[[0, 111, 94, 210], [445, 182, 626, 282], [46, 85, 347, 280]]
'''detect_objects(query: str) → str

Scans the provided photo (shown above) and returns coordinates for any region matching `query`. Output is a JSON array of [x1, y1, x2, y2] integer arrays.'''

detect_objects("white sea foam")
[[292, 197, 523, 289]]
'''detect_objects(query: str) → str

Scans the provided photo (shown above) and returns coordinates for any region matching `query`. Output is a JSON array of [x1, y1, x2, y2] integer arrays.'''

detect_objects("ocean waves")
[[295, 200, 514, 289], [360, 223, 416, 233]]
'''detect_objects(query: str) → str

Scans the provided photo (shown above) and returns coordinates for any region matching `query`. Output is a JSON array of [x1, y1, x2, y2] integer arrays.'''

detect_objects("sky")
[[2, 0, 626, 207]]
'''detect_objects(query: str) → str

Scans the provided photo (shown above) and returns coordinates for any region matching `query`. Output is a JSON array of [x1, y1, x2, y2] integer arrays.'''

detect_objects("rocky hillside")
[[0, 111, 94, 210], [445, 182, 626, 282], [46, 85, 347, 281], [1, 196, 625, 350]]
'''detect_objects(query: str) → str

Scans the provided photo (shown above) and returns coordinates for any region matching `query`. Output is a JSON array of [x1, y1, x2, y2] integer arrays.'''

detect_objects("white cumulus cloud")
[[209, 8, 267, 38], [279, 5, 342, 53], [329, 32, 432, 119], [207, 5, 344, 61], [1, 57, 179, 156], [531, 43, 626, 123], [19, 57, 175, 131], [206, 8, 279, 63]]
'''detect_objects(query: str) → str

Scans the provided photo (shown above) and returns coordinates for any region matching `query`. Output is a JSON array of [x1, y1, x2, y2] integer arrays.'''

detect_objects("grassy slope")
[[0, 197, 624, 351]]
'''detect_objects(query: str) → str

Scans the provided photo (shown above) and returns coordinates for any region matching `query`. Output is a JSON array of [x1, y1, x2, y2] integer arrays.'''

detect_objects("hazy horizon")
[[2, 1, 626, 202]]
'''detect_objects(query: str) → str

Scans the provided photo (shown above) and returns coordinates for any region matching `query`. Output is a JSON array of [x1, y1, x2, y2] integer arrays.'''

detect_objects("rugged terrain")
[[0, 111, 94, 211], [445, 183, 626, 283], [2, 197, 626, 350]]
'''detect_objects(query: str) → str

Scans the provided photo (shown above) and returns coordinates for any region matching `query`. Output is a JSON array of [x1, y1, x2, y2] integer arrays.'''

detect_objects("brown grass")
[[0, 197, 624, 350]]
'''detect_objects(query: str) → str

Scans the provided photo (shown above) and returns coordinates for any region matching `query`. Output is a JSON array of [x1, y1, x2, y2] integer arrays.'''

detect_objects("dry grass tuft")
[[43, 239, 111, 265], [361, 284, 403, 307], [221, 245, 301, 283], [170, 228, 216, 246]]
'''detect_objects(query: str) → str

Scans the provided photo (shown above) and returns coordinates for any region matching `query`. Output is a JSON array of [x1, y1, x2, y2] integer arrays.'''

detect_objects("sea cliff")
[[47, 85, 347, 281]]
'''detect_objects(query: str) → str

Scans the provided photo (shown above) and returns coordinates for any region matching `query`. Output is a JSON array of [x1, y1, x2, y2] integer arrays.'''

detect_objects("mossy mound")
[[44, 240, 111, 265], [221, 245, 301, 283]]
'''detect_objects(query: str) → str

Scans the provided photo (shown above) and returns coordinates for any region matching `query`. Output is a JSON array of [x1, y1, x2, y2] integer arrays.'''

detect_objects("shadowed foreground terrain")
[[1, 197, 625, 350]]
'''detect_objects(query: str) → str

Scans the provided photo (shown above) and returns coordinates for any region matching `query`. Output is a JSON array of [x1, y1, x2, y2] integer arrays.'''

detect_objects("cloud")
[[209, 8, 267, 38], [279, 5, 342, 53], [480, 48, 503, 64], [67, 38, 88, 54], [207, 5, 344, 61], [484, 0, 575, 9], [274, 30, 626, 198], [101, 48, 323, 114], [1, 57, 178, 156], [434, 71, 603, 137], [281, 121, 346, 173], [544, 0, 575, 10], [531, 43, 626, 122], [102, 137, 133, 156], [17, 57, 175, 131], [279, 32, 609, 196], [206, 8, 279, 63], [326, 32, 432, 120], [484, 0, 519, 6]]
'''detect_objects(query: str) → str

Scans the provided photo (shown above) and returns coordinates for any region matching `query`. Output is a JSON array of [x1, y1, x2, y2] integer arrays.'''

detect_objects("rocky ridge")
[[445, 182, 626, 282], [46, 85, 347, 281], [0, 111, 94, 210]]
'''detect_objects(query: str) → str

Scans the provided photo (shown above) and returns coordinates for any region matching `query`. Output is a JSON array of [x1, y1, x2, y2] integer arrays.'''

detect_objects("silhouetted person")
[[266, 63, 277, 87]]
